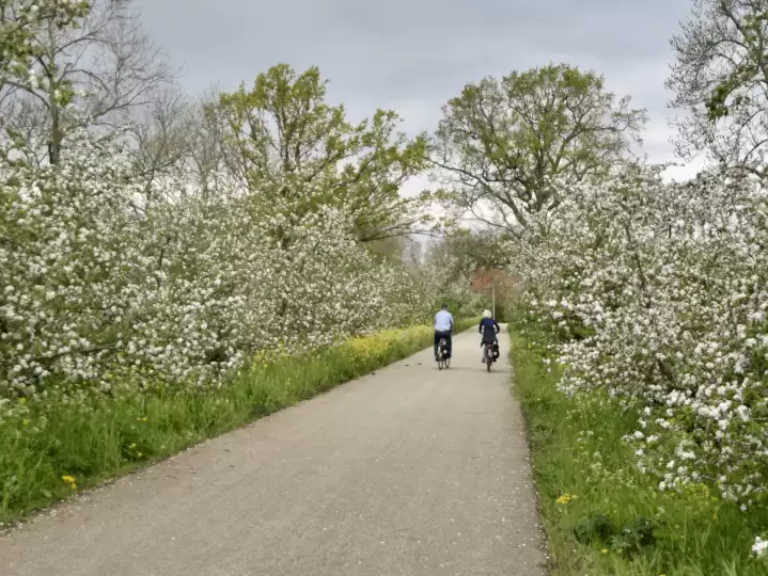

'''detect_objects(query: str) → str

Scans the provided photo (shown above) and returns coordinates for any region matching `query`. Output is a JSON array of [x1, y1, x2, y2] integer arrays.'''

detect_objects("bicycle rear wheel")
[[437, 339, 448, 370]]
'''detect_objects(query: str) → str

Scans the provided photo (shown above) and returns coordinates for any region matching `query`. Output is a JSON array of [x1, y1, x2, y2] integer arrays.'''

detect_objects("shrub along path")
[[0, 327, 545, 576]]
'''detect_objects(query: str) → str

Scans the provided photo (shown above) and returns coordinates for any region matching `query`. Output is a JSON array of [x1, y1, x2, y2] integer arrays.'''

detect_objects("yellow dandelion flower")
[[601, 549, 608, 554], [62, 475, 75, 484]]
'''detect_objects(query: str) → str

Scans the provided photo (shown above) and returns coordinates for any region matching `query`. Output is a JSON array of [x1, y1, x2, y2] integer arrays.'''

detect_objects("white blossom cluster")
[[0, 127, 449, 416], [0, 0, 89, 79], [754, 535, 768, 558], [510, 164, 768, 508]]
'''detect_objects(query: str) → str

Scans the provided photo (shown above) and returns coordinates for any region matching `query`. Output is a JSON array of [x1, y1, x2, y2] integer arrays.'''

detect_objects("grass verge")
[[510, 323, 768, 576], [1, 318, 478, 526]]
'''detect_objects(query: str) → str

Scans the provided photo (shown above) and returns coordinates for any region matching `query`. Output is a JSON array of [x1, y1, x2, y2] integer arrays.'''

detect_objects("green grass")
[[509, 323, 768, 576], [0, 318, 478, 526]]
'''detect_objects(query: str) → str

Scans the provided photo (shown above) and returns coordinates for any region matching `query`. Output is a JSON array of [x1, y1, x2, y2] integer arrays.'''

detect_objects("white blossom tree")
[[510, 162, 768, 512], [1, 0, 175, 165], [668, 0, 768, 176]]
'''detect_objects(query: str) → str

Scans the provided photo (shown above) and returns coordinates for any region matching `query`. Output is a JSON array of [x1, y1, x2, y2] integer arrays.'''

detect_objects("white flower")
[[507, 165, 768, 505], [752, 536, 768, 557], [0, 120, 472, 416]]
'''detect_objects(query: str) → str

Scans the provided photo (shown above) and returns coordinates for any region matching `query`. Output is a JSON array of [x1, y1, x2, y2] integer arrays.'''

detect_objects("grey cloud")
[[135, 0, 695, 158]]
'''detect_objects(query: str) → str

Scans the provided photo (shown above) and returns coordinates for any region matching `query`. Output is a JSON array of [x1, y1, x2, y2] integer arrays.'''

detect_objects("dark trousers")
[[434, 330, 452, 358]]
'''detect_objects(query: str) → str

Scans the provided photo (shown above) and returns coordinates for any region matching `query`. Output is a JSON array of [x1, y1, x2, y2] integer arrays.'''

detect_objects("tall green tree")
[[441, 227, 511, 270], [668, 0, 768, 176], [218, 64, 432, 243], [433, 63, 646, 230]]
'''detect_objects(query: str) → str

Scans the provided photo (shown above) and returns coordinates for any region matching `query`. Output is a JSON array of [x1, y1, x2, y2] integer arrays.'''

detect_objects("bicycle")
[[436, 337, 451, 370], [482, 342, 494, 372]]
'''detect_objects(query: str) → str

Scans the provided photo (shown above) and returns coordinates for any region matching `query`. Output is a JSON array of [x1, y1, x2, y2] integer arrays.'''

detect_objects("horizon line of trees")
[[1, 0, 764, 307], [3, 1, 753, 258]]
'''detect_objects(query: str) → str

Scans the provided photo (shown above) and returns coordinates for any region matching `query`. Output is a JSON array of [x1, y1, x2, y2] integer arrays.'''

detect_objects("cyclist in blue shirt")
[[479, 310, 500, 362], [434, 304, 454, 360]]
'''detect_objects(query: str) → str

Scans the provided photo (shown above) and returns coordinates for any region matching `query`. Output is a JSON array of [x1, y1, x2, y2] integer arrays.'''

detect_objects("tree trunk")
[[46, 20, 62, 165]]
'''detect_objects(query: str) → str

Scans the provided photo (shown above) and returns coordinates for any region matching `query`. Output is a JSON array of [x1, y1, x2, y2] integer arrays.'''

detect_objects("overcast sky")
[[135, 0, 706, 188]]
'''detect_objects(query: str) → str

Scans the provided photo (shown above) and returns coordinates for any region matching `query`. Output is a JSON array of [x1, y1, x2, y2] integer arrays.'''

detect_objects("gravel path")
[[0, 327, 546, 575]]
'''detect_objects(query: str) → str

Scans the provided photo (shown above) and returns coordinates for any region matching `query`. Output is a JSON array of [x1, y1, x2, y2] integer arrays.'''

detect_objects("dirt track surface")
[[0, 327, 546, 576]]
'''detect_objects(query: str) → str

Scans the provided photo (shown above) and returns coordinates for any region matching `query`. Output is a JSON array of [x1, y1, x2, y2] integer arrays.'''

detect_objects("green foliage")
[[433, 63, 646, 228], [573, 513, 656, 559], [668, 0, 768, 173], [493, 305, 511, 323], [0, 1, 91, 83], [573, 512, 618, 546], [406, 234, 486, 318], [509, 319, 768, 575], [217, 64, 433, 242], [442, 227, 512, 270], [704, 10, 768, 121]]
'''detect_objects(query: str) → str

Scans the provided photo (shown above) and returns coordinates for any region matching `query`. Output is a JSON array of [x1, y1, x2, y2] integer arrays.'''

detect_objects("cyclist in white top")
[[433, 303, 454, 360]]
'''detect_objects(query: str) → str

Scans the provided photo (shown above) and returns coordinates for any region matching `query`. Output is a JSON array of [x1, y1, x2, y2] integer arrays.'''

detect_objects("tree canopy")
[[433, 63, 646, 230], [217, 64, 433, 243], [668, 0, 768, 177]]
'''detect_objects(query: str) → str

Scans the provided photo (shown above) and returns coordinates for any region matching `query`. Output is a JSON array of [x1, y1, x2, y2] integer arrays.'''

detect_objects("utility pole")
[[491, 281, 496, 319]]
